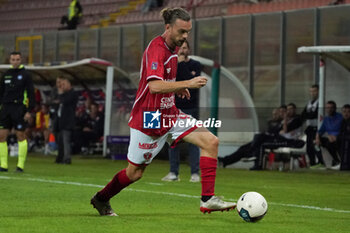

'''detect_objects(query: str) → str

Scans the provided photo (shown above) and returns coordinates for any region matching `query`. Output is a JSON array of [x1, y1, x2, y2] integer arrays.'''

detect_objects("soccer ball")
[[236, 191, 268, 222]]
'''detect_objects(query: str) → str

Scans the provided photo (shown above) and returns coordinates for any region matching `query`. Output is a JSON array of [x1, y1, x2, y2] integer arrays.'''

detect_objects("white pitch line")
[[1, 175, 350, 214]]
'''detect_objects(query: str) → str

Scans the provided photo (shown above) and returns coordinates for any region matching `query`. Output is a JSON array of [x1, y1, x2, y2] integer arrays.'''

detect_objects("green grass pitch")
[[0, 154, 349, 233]]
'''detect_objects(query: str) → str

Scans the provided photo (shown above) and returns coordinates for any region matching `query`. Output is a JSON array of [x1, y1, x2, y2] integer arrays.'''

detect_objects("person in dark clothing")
[[218, 108, 282, 168], [301, 84, 324, 166], [0, 51, 35, 172], [338, 104, 350, 170], [315, 101, 343, 168], [54, 78, 78, 164], [78, 103, 104, 154], [60, 0, 83, 30], [219, 104, 305, 170], [250, 103, 305, 170], [161, 40, 202, 182]]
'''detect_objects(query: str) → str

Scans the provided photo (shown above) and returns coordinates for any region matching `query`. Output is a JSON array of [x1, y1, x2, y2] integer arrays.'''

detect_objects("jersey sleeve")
[[0, 73, 4, 105], [145, 45, 165, 81], [25, 72, 35, 112]]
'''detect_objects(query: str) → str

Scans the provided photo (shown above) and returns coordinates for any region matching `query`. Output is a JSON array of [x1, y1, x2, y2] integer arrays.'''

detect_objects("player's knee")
[[199, 134, 219, 155], [126, 167, 144, 182], [129, 170, 143, 182], [0, 132, 9, 142], [206, 135, 219, 150], [15, 131, 26, 141]]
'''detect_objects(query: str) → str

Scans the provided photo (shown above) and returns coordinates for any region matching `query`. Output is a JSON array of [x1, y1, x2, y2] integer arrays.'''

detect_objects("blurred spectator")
[[60, 0, 83, 30], [7, 131, 18, 157], [78, 103, 104, 154], [329, 0, 345, 5], [218, 107, 282, 168], [35, 104, 52, 155], [315, 101, 343, 168], [54, 78, 78, 164], [301, 84, 324, 167], [141, 0, 163, 13], [249, 103, 305, 170], [338, 104, 350, 170]]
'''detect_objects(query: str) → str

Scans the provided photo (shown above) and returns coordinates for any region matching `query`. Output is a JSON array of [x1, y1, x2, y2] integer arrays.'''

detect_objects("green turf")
[[0, 154, 349, 233]]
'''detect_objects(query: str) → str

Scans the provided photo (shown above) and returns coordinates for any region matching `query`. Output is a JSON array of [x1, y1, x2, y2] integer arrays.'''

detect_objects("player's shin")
[[97, 168, 133, 201], [0, 141, 8, 169], [199, 156, 217, 201], [17, 139, 27, 169]]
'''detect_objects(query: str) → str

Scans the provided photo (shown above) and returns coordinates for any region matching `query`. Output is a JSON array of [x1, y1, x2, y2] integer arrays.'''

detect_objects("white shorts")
[[127, 113, 198, 166]]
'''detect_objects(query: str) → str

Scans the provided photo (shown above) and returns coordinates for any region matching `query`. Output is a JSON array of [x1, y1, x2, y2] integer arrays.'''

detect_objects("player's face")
[[169, 19, 192, 48], [178, 42, 189, 57], [342, 107, 350, 120], [310, 87, 318, 100], [10, 54, 21, 68]]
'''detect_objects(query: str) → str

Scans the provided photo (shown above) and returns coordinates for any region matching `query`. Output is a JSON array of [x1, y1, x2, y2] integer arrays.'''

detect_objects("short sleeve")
[[145, 45, 165, 82]]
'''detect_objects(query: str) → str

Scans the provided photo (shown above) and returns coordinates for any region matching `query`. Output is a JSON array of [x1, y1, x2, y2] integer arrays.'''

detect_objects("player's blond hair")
[[160, 7, 190, 25]]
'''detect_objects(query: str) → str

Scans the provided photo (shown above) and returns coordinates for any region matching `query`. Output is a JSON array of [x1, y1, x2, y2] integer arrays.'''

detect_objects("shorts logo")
[[151, 62, 158, 70], [17, 124, 23, 129], [143, 152, 152, 161], [167, 68, 171, 74], [17, 75, 23, 80], [143, 110, 161, 129], [138, 142, 158, 149]]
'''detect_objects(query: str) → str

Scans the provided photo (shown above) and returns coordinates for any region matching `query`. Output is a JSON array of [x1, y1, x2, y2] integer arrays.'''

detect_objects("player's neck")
[[161, 33, 176, 51]]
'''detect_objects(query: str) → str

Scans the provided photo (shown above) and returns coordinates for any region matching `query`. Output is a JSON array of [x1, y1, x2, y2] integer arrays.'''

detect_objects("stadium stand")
[[1, 0, 349, 33]]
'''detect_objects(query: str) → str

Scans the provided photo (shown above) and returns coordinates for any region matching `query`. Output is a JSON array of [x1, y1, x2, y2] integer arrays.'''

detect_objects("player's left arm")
[[25, 72, 35, 112], [0, 73, 4, 107], [148, 77, 207, 94]]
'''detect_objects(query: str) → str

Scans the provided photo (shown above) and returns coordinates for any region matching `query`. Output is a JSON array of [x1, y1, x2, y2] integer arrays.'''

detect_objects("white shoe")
[[189, 173, 200, 183], [44, 144, 50, 155], [200, 196, 236, 214], [330, 163, 340, 170], [161, 172, 179, 181]]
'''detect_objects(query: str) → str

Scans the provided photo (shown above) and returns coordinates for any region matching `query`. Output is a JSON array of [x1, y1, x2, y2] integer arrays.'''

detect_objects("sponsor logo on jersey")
[[138, 142, 158, 149], [143, 110, 161, 129], [151, 62, 158, 70], [160, 96, 175, 109], [143, 152, 152, 161]]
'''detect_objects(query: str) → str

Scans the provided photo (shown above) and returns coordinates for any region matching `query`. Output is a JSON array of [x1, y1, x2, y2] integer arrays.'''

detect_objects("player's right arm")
[[148, 76, 207, 94], [0, 73, 4, 106]]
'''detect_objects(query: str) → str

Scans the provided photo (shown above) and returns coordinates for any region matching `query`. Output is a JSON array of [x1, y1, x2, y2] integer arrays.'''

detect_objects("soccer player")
[[0, 51, 35, 172], [90, 7, 236, 216]]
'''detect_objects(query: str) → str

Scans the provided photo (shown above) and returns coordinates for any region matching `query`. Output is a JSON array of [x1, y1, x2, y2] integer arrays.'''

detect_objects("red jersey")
[[128, 36, 180, 136]]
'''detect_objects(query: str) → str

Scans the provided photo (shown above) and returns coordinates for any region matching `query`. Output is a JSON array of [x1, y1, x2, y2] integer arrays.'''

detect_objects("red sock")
[[200, 157, 217, 196], [97, 169, 133, 202]]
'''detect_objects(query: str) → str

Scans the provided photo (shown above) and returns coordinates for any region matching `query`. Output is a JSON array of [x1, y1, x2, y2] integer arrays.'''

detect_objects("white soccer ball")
[[236, 191, 268, 222]]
